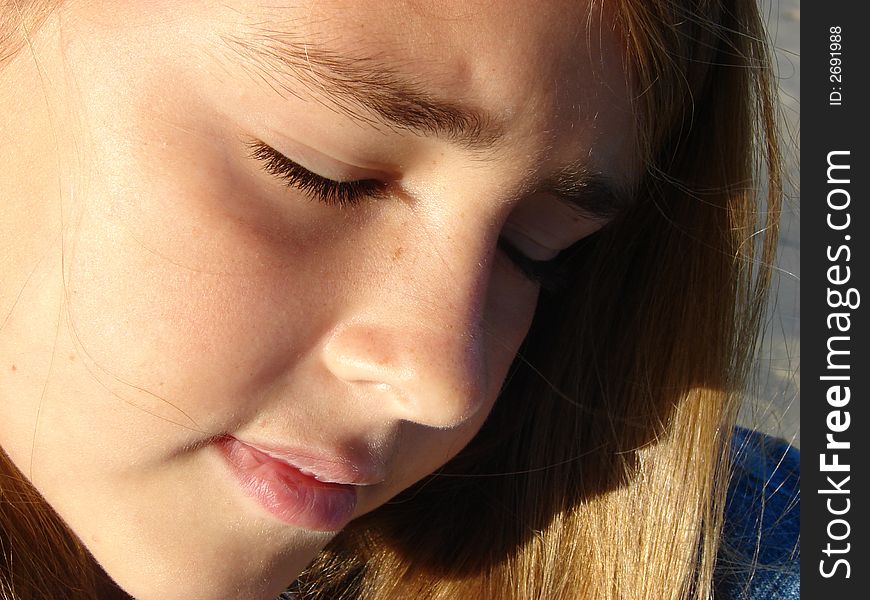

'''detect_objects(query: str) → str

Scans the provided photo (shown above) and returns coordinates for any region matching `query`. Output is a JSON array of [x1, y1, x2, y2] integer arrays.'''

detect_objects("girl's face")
[[0, 1, 635, 598]]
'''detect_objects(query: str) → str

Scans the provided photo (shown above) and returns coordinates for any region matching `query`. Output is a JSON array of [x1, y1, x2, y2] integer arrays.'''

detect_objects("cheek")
[[486, 258, 540, 376], [63, 184, 320, 427], [59, 71, 363, 425]]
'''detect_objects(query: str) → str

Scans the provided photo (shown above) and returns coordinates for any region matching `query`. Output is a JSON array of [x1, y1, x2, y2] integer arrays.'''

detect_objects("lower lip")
[[216, 436, 357, 532]]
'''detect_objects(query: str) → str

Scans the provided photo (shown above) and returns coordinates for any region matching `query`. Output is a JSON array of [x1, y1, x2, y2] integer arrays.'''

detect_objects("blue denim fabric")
[[714, 427, 800, 599]]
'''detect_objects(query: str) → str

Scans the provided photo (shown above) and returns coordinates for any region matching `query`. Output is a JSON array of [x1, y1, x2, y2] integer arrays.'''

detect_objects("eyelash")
[[249, 140, 578, 292], [247, 140, 386, 207]]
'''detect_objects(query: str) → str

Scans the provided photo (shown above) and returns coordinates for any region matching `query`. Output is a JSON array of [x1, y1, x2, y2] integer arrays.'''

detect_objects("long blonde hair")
[[293, 1, 781, 598], [1, 0, 781, 598]]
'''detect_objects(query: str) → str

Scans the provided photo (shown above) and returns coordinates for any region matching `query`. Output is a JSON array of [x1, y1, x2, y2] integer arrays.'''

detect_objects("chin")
[[99, 542, 325, 600]]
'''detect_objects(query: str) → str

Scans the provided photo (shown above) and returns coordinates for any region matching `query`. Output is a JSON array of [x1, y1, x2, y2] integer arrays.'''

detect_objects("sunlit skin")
[[0, 1, 636, 598]]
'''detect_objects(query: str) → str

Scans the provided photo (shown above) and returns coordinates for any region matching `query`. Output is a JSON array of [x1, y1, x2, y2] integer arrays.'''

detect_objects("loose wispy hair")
[[0, 0, 782, 598]]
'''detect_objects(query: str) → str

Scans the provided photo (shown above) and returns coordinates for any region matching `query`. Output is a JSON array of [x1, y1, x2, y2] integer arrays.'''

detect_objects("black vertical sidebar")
[[802, 1, 869, 597]]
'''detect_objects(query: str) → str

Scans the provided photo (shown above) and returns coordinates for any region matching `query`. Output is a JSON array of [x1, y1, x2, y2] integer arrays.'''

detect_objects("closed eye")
[[497, 236, 588, 292], [247, 140, 387, 208], [247, 138, 586, 291]]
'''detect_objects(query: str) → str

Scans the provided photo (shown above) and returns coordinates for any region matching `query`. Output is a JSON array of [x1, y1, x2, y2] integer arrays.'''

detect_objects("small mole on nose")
[[392, 246, 404, 260]]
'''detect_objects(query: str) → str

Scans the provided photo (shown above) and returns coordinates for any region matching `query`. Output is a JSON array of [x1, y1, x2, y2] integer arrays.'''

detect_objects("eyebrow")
[[222, 29, 634, 221], [223, 29, 504, 150], [546, 163, 633, 222]]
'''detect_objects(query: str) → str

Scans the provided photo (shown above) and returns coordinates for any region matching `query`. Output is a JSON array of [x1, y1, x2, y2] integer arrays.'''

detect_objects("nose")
[[322, 322, 486, 428], [319, 235, 493, 430]]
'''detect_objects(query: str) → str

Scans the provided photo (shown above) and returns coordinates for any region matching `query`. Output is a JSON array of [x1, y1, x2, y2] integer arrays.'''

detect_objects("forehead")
[[74, 0, 637, 177], [298, 0, 601, 83], [235, 0, 635, 169]]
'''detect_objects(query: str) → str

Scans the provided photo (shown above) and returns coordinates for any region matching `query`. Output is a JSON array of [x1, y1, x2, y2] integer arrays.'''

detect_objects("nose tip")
[[321, 324, 486, 429]]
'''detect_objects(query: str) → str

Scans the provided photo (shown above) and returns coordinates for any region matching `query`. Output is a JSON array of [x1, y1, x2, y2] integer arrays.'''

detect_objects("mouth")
[[215, 436, 372, 532]]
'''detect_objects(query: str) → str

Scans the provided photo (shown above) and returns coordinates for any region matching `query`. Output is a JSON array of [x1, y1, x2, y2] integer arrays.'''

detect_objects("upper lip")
[[228, 436, 386, 487]]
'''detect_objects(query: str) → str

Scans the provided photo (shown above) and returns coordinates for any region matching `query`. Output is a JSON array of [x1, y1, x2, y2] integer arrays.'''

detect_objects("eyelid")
[[500, 223, 562, 262], [247, 140, 387, 206], [248, 140, 341, 182], [497, 236, 580, 292], [247, 135, 392, 182], [503, 195, 609, 259], [246, 137, 582, 289]]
